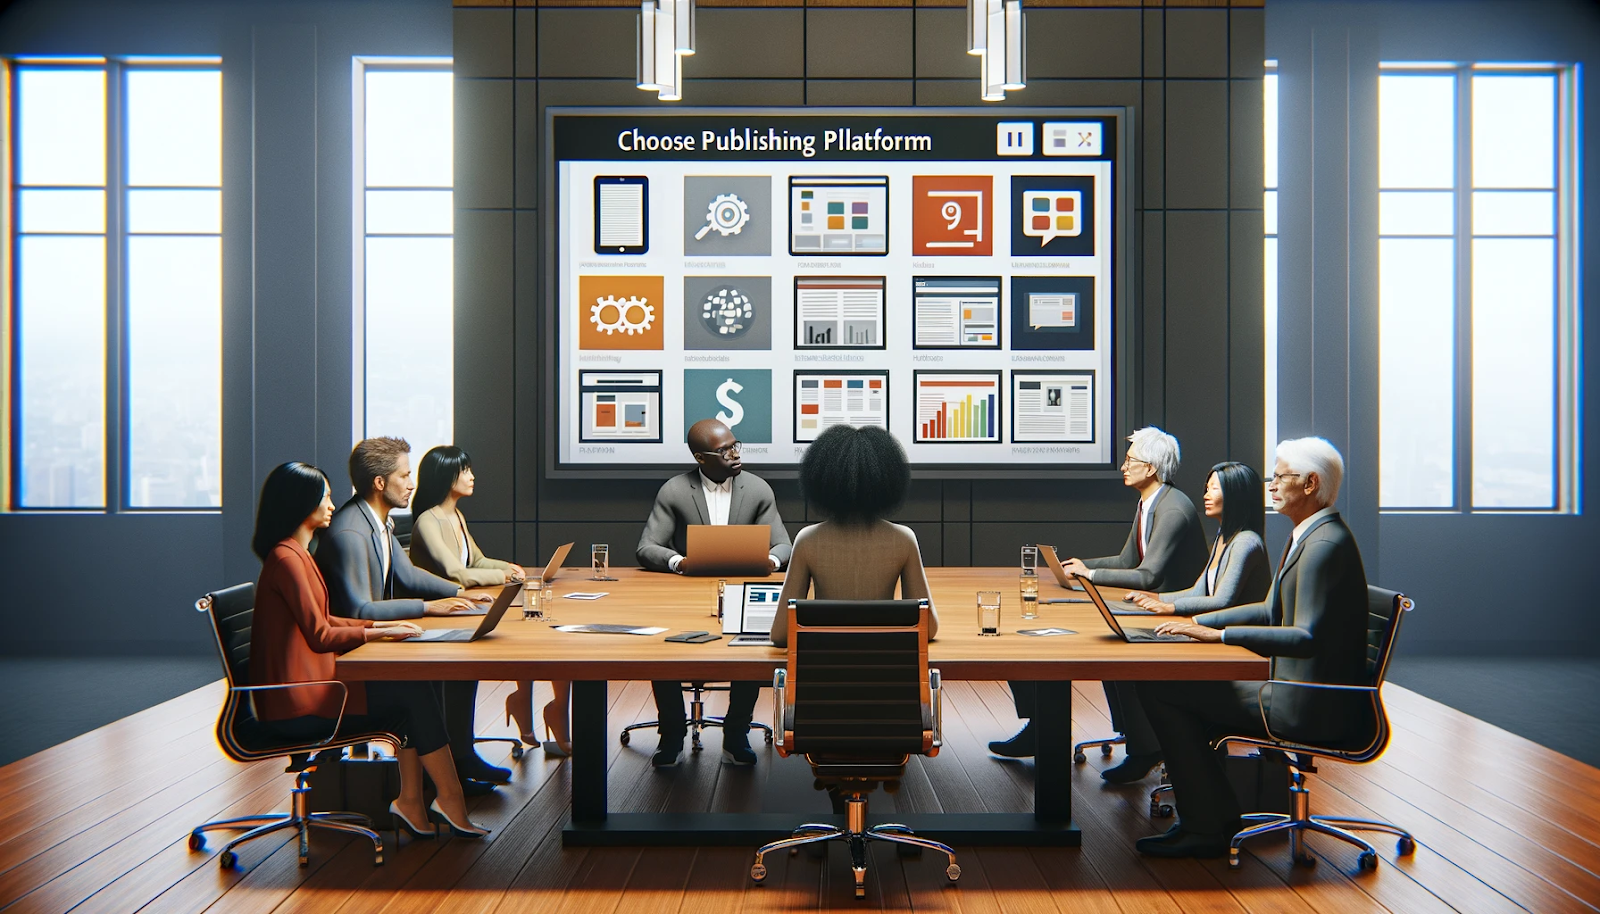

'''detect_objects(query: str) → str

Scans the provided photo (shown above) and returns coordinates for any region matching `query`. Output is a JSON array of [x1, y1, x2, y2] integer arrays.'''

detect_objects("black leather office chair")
[[750, 599, 959, 899], [1215, 586, 1418, 872], [619, 682, 775, 751], [188, 583, 403, 869]]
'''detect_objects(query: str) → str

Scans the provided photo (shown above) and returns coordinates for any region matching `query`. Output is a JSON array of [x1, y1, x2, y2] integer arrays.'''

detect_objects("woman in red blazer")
[[249, 462, 487, 839]]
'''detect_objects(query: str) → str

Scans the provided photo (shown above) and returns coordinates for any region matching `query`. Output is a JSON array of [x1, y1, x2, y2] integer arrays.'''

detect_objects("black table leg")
[[1033, 679, 1073, 823], [570, 680, 608, 823]]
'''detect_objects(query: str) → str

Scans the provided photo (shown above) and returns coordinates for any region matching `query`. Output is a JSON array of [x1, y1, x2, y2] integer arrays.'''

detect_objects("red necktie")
[[1135, 503, 1146, 561]]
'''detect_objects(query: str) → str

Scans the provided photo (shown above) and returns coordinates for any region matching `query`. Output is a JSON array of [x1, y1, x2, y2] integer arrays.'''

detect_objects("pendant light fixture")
[[967, 0, 1025, 102], [638, 0, 695, 102]]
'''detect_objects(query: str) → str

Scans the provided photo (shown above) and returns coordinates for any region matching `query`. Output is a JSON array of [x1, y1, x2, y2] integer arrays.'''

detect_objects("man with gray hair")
[[1131, 436, 1371, 859], [991, 426, 1209, 769]]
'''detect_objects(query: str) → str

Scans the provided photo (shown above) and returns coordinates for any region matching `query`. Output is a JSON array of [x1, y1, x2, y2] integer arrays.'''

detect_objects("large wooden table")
[[338, 567, 1267, 847]]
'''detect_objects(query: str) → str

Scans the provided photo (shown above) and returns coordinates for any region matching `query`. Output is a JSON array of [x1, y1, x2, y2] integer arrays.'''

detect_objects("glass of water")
[[1019, 572, 1039, 620], [522, 579, 544, 621], [591, 543, 611, 581], [1020, 545, 1038, 574], [977, 591, 1001, 636]]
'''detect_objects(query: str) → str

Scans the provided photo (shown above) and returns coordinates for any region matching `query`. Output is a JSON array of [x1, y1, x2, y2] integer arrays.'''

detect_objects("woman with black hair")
[[1121, 461, 1270, 616], [409, 446, 571, 757], [770, 424, 939, 648], [250, 462, 488, 838]]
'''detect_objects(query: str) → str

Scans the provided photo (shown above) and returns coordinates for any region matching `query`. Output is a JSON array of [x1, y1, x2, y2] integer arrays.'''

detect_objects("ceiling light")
[[638, 0, 694, 102]]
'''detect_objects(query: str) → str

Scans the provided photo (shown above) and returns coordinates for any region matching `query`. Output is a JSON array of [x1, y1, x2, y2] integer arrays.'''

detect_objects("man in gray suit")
[[1133, 437, 1371, 858], [316, 437, 505, 787], [636, 418, 792, 768], [991, 426, 1208, 779]]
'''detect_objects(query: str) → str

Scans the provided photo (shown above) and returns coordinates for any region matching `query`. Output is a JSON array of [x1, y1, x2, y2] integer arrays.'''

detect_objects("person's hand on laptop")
[[1127, 592, 1176, 614], [1152, 619, 1221, 642], [367, 621, 423, 641], [467, 591, 494, 605], [424, 597, 478, 615], [769, 555, 782, 571], [503, 564, 527, 583]]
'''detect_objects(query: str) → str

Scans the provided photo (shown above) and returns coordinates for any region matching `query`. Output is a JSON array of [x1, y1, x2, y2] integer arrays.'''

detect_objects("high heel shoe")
[[505, 689, 538, 746], [428, 799, 489, 838], [542, 699, 572, 758], [389, 800, 436, 839]]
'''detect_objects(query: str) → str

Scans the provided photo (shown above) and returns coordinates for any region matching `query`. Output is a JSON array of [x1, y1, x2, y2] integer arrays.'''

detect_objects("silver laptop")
[[1077, 576, 1193, 643], [410, 581, 521, 642], [721, 581, 783, 646]]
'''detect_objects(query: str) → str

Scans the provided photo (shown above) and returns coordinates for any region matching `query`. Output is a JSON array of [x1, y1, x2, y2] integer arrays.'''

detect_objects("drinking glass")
[[714, 579, 727, 619], [977, 591, 1001, 636], [522, 579, 544, 621], [1020, 545, 1038, 574], [1019, 572, 1039, 620], [540, 582, 558, 623], [591, 543, 612, 581]]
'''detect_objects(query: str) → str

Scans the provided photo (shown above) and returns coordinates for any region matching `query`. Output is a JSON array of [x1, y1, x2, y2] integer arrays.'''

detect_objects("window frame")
[[1376, 61, 1581, 515]]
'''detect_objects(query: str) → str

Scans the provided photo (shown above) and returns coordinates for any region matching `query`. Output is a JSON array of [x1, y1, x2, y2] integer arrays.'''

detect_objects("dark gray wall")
[[1267, 0, 1600, 656], [0, 0, 451, 654], [451, 2, 1267, 581]]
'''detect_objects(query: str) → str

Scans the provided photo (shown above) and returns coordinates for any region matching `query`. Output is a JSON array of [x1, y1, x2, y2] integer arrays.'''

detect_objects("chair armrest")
[[771, 668, 787, 749], [230, 680, 350, 748], [1228, 679, 1378, 747], [929, 668, 943, 749]]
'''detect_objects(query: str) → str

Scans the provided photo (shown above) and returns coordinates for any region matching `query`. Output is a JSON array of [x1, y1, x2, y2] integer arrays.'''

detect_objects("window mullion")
[[1456, 65, 1474, 513], [105, 60, 125, 513]]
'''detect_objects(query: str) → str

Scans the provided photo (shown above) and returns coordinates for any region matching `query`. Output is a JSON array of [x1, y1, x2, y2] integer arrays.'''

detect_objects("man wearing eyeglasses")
[[990, 426, 1208, 779], [636, 417, 793, 768]]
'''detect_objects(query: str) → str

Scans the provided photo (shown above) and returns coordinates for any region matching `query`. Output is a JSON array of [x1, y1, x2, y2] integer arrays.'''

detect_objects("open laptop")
[[409, 581, 521, 642], [721, 581, 783, 646], [1037, 543, 1153, 614], [683, 524, 773, 576], [538, 541, 575, 583], [1077, 576, 1194, 643]]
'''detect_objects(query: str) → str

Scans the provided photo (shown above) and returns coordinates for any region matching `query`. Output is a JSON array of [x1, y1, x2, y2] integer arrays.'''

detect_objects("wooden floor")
[[2, 677, 1598, 914]]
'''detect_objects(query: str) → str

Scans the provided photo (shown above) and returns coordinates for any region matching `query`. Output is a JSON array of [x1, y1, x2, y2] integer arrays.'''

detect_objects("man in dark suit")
[[1132, 436, 1371, 858], [991, 427, 1209, 778], [316, 436, 507, 788], [636, 418, 793, 768]]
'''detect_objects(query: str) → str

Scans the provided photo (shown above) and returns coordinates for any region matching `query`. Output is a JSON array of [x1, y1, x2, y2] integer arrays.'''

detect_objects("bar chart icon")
[[914, 372, 1002, 443]]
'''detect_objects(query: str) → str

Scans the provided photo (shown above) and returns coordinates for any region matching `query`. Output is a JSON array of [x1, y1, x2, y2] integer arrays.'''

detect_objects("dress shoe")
[[1101, 751, 1164, 784], [652, 735, 685, 769], [722, 730, 757, 766], [460, 777, 498, 797], [1135, 825, 1238, 859], [455, 753, 512, 784], [428, 799, 489, 838], [389, 800, 436, 839], [988, 722, 1035, 758]]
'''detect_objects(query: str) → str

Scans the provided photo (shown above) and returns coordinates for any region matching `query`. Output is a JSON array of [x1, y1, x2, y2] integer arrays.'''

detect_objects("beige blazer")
[[410, 505, 513, 587]]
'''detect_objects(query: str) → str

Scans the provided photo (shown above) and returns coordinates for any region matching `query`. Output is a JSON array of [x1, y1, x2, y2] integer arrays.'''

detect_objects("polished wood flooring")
[[2, 677, 1597, 914]]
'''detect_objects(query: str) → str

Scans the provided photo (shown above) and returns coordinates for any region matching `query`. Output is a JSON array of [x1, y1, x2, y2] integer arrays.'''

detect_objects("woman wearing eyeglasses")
[[1120, 461, 1270, 616]]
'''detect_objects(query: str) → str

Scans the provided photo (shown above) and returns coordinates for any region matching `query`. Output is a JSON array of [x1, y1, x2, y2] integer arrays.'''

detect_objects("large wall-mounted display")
[[546, 108, 1131, 472]]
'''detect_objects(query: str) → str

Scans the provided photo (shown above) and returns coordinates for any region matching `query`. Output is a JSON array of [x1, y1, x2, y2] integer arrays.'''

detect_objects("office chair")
[[750, 599, 959, 899], [619, 682, 775, 751], [1216, 586, 1418, 872], [188, 584, 401, 869]]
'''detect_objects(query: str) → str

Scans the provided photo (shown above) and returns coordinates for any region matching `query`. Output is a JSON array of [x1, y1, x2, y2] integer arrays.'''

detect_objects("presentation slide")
[[550, 109, 1123, 469]]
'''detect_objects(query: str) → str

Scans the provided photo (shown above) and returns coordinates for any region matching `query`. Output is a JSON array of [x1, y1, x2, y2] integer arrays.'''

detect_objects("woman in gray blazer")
[[411, 446, 571, 756], [1123, 461, 1269, 616]]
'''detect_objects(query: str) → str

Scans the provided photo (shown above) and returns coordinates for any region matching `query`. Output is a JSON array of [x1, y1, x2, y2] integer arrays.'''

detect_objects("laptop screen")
[[741, 583, 783, 635]]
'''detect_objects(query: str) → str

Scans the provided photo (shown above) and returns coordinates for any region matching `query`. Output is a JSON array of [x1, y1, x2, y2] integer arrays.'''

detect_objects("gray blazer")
[[315, 497, 460, 621], [635, 469, 793, 572], [1082, 485, 1209, 591], [1196, 512, 1371, 740], [1162, 529, 1271, 616]]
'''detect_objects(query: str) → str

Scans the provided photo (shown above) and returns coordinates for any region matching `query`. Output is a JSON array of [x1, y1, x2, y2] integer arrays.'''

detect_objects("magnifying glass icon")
[[694, 193, 750, 241]]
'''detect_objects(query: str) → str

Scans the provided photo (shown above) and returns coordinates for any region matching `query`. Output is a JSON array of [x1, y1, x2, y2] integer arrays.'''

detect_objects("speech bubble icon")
[[1021, 190, 1083, 247], [1028, 292, 1077, 330]]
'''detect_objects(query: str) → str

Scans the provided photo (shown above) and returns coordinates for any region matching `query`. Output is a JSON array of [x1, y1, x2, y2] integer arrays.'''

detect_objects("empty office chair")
[[1216, 586, 1418, 872], [750, 599, 958, 899], [188, 583, 401, 869], [619, 681, 775, 751]]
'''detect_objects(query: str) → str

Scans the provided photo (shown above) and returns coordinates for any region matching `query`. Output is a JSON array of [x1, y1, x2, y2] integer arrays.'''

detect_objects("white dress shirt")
[[1288, 505, 1337, 557], [358, 500, 393, 585]]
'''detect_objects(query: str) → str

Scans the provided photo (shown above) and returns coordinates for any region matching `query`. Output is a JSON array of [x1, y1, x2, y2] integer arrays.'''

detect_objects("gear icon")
[[591, 295, 655, 335], [693, 193, 751, 241]]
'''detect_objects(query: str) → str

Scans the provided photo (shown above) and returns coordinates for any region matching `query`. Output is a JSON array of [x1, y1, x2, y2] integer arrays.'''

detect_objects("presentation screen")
[[546, 108, 1129, 473]]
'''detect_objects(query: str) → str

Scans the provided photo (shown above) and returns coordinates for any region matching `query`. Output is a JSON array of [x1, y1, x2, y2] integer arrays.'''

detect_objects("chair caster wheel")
[[219, 851, 238, 870], [764, 730, 774, 744], [1397, 837, 1416, 855], [620, 732, 631, 746], [946, 864, 961, 882], [1358, 851, 1378, 871], [1101, 743, 1115, 757], [1150, 804, 1174, 818], [511, 745, 524, 760], [750, 862, 767, 882], [1228, 850, 1241, 869], [374, 851, 385, 866], [189, 833, 204, 851], [1073, 751, 1087, 764]]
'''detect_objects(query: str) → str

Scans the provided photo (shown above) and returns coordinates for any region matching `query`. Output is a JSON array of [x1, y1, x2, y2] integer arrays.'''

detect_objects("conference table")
[[337, 567, 1267, 847]]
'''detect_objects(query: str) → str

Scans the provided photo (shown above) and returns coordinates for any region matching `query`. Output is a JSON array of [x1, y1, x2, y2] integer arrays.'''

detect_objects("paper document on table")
[[551, 624, 668, 635]]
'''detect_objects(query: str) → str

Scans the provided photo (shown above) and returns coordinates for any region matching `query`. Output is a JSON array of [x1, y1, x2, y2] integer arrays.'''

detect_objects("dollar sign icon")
[[715, 378, 745, 428]]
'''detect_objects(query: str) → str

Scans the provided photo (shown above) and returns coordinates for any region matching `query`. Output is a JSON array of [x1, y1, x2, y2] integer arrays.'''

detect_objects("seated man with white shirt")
[[636, 418, 793, 768]]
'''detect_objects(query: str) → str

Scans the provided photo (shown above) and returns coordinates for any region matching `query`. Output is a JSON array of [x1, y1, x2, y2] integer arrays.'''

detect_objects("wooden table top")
[[336, 567, 1268, 682]]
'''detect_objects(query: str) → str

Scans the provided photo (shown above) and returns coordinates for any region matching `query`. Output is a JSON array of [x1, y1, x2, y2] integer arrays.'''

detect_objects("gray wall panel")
[[1143, 9, 1163, 79], [804, 80, 914, 107], [514, 209, 541, 524], [1164, 79, 1229, 210], [515, 79, 538, 209], [1165, 9, 1229, 79], [1231, 9, 1265, 79], [453, 8, 512, 80], [915, 9, 974, 79], [971, 522, 1131, 566], [1141, 79, 1163, 208], [515, 9, 537, 80], [537, 9, 635, 79], [454, 209, 516, 522], [1228, 209, 1265, 470], [970, 479, 1129, 523], [1141, 211, 1165, 425], [805, 10, 913, 79], [455, 78, 513, 210], [1229, 79, 1264, 210], [467, 520, 515, 566], [540, 522, 651, 567], [1162, 210, 1230, 494], [680, 79, 806, 107], [1026, 10, 1142, 79], [687, 9, 805, 79]]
